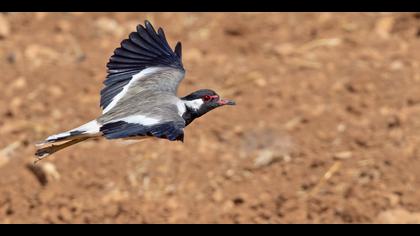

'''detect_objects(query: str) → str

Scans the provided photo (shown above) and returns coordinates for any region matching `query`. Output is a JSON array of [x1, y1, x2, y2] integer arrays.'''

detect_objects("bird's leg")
[[34, 137, 89, 164]]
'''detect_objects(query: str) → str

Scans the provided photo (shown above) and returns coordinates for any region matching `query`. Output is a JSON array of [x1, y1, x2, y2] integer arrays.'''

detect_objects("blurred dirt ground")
[[0, 13, 420, 223]]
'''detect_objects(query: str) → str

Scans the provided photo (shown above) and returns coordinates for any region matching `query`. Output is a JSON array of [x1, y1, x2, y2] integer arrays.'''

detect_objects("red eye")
[[203, 95, 211, 101]]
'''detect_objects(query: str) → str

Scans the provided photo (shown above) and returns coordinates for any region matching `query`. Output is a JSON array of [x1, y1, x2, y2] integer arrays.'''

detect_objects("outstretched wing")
[[100, 20, 184, 114]]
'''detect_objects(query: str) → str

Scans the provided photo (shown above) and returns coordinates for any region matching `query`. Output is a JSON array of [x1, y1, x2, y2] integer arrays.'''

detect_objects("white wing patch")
[[113, 115, 160, 126], [183, 99, 204, 111], [177, 100, 187, 117], [102, 67, 162, 114], [74, 120, 101, 134]]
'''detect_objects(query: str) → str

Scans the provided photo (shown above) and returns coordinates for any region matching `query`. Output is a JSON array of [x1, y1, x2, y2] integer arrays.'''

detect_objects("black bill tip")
[[218, 99, 236, 106]]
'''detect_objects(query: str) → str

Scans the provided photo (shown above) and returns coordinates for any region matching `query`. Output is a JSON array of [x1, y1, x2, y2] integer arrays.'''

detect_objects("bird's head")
[[181, 89, 235, 123]]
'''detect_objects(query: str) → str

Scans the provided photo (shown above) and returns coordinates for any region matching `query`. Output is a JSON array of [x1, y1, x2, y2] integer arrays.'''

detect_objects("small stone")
[[254, 149, 284, 168], [337, 123, 347, 132], [212, 190, 224, 202], [164, 185, 176, 195], [197, 28, 210, 40], [55, 20, 72, 32], [247, 71, 266, 88], [103, 204, 119, 218], [222, 201, 234, 212], [49, 86, 63, 97], [258, 192, 271, 202], [226, 169, 235, 176], [59, 207, 73, 222], [184, 48, 202, 62], [375, 16, 394, 39], [35, 12, 47, 20], [285, 117, 303, 131], [310, 104, 326, 117], [274, 43, 295, 56], [101, 189, 129, 203], [376, 208, 420, 223], [42, 162, 61, 181], [300, 38, 342, 51], [342, 23, 358, 32], [51, 109, 62, 119], [0, 154, 8, 168], [95, 17, 123, 36], [390, 60, 404, 71], [0, 141, 20, 167], [386, 193, 400, 207], [233, 125, 244, 135], [255, 78, 267, 87], [24, 44, 59, 68], [333, 151, 353, 160], [10, 77, 27, 90], [379, 106, 393, 116], [0, 14, 10, 39], [283, 154, 292, 163], [10, 97, 22, 110], [6, 53, 17, 64], [232, 195, 246, 205], [166, 197, 179, 210]]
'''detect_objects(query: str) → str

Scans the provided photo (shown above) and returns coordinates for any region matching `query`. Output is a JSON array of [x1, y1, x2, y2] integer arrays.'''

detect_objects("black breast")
[[182, 107, 200, 126]]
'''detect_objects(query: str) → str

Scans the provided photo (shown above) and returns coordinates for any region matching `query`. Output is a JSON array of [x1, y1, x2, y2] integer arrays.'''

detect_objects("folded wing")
[[100, 117, 185, 142]]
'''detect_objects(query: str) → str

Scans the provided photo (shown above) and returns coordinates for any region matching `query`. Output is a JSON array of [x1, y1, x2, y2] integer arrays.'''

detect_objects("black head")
[[181, 89, 235, 125]]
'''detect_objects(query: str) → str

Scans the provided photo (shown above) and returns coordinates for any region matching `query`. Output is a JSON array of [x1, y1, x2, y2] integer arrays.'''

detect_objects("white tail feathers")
[[37, 120, 101, 145], [35, 120, 102, 159]]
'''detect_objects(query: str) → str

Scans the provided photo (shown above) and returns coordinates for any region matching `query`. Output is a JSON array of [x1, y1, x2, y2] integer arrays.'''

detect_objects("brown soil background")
[[1, 13, 420, 223]]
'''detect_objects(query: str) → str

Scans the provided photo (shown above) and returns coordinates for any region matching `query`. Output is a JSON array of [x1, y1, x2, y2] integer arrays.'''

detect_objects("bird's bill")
[[217, 99, 236, 106]]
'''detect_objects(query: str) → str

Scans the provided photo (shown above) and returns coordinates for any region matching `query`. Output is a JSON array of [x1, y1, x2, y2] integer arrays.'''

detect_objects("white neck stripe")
[[183, 98, 204, 111]]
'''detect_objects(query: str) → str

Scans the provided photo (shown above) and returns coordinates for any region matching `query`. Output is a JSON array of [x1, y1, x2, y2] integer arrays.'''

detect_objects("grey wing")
[[100, 20, 185, 114], [99, 68, 186, 121]]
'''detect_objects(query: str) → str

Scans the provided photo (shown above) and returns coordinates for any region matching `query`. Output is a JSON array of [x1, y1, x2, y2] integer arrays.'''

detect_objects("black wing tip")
[[141, 20, 182, 57], [138, 20, 155, 35], [176, 133, 184, 142], [144, 20, 154, 30], [136, 24, 145, 33], [144, 20, 152, 27], [131, 20, 183, 62], [175, 42, 182, 59]]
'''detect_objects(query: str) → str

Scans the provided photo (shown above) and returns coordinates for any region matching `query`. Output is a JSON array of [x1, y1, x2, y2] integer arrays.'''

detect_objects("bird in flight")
[[35, 20, 235, 161]]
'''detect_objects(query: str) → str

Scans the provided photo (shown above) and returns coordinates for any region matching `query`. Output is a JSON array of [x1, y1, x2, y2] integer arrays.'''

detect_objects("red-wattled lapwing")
[[35, 20, 235, 161]]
